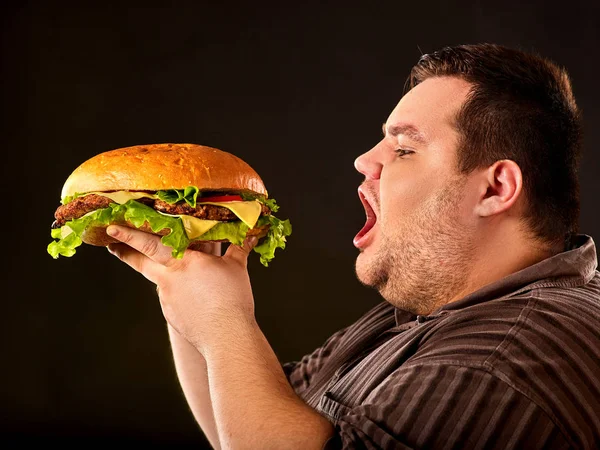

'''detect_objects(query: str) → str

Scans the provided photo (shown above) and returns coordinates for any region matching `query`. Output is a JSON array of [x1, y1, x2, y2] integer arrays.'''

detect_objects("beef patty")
[[52, 194, 269, 228]]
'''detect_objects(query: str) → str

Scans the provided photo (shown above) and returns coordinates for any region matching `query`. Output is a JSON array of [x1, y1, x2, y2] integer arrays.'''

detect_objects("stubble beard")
[[356, 179, 475, 315]]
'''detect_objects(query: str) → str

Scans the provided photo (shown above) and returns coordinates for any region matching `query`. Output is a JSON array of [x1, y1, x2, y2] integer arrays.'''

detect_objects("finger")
[[107, 225, 175, 266], [107, 242, 162, 284], [193, 241, 222, 256], [224, 236, 258, 266]]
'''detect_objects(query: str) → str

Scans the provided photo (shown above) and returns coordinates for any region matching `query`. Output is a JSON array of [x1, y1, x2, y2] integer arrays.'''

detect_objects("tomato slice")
[[198, 194, 243, 203]]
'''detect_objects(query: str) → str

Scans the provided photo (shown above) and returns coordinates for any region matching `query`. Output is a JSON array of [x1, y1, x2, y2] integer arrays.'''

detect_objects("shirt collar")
[[394, 234, 598, 325]]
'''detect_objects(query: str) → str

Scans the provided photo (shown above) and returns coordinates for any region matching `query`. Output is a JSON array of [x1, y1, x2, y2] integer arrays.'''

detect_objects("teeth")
[[359, 190, 376, 220]]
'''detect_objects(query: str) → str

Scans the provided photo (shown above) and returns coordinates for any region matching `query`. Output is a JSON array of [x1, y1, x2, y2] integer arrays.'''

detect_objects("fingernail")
[[107, 245, 121, 258], [106, 226, 117, 237]]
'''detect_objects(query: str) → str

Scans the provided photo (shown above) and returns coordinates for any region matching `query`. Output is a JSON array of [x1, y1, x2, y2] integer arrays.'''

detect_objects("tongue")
[[354, 214, 376, 244]]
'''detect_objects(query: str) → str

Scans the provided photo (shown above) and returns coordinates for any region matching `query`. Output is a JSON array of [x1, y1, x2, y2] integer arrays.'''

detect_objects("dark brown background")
[[2, 1, 599, 447]]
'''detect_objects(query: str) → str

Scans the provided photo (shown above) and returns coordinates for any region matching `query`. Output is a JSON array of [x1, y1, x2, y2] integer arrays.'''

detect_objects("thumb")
[[225, 236, 258, 266]]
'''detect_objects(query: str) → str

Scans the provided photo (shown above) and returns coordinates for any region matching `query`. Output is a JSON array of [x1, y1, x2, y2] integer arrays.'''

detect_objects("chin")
[[355, 251, 382, 288]]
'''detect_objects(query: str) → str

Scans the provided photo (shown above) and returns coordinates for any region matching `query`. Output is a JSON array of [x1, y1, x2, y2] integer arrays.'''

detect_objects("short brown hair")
[[408, 44, 583, 251]]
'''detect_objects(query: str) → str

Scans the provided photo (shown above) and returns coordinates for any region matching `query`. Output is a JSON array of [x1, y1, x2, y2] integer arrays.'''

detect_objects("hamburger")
[[47, 143, 292, 266]]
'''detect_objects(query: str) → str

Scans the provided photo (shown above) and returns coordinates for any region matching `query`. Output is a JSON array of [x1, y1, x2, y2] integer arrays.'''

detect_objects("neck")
[[441, 227, 555, 311]]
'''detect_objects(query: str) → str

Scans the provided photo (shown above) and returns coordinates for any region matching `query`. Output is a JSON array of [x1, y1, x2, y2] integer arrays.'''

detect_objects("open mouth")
[[354, 188, 377, 248]]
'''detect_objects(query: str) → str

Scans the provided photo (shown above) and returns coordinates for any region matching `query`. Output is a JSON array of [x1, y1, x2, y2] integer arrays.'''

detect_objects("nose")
[[354, 147, 382, 180]]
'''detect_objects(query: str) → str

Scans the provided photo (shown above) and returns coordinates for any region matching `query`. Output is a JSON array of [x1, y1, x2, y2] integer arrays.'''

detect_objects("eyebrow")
[[382, 122, 427, 145]]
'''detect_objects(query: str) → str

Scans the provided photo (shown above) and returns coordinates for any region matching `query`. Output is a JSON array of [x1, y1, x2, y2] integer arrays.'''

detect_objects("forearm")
[[202, 317, 334, 449], [168, 324, 221, 449]]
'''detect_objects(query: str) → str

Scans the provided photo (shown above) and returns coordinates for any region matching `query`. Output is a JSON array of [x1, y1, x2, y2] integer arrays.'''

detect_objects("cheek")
[[453, 183, 478, 227], [380, 167, 437, 224]]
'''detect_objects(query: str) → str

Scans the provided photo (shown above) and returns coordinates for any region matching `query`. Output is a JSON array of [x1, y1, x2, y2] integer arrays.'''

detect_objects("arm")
[[165, 241, 221, 449], [202, 316, 334, 449], [167, 324, 220, 449], [106, 225, 334, 449]]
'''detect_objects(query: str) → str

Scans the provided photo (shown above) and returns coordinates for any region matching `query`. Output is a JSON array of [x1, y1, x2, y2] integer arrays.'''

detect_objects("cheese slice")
[[73, 191, 264, 239], [178, 216, 221, 240], [198, 201, 261, 229], [61, 225, 74, 239], [94, 191, 156, 204]]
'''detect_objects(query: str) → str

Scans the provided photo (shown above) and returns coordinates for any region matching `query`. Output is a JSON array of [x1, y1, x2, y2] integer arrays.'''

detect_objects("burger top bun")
[[61, 143, 268, 199]]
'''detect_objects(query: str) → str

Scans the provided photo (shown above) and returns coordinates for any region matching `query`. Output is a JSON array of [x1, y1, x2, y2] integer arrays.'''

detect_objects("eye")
[[395, 149, 414, 157]]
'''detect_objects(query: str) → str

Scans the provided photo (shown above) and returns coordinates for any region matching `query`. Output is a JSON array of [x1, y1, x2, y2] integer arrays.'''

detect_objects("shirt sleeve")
[[325, 364, 571, 450], [282, 325, 351, 396]]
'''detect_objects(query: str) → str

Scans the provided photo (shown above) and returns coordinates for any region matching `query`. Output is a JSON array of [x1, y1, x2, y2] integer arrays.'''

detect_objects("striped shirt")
[[283, 234, 600, 449]]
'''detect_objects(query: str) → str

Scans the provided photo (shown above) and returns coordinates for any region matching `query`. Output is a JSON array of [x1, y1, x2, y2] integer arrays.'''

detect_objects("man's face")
[[354, 76, 478, 314]]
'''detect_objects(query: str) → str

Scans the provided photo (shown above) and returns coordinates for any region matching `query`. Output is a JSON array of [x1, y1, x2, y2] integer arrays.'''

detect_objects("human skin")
[[105, 75, 554, 447], [354, 76, 554, 315], [106, 230, 334, 449]]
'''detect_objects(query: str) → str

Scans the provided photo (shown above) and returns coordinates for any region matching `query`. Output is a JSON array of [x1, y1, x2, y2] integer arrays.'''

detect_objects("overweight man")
[[106, 43, 600, 449]]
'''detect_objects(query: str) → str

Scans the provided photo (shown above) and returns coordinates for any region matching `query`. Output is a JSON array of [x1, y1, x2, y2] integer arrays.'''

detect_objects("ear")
[[474, 159, 523, 217]]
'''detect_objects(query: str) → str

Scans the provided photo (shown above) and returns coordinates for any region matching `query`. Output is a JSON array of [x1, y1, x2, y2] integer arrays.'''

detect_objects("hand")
[[106, 225, 258, 353]]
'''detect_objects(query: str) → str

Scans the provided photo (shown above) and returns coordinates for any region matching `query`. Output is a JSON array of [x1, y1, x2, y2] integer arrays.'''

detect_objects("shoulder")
[[412, 281, 600, 385], [415, 274, 600, 366], [400, 283, 600, 447]]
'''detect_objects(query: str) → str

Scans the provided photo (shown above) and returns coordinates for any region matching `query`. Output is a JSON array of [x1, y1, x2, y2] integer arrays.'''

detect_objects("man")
[[105, 43, 600, 449]]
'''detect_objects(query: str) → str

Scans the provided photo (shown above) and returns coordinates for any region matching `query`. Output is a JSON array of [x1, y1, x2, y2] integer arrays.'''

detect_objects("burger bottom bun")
[[81, 220, 270, 250]]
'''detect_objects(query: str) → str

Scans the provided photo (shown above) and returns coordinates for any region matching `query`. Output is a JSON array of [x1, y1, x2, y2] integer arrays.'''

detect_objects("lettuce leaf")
[[253, 215, 292, 266], [240, 192, 279, 212], [48, 199, 292, 266], [48, 200, 190, 259], [62, 187, 279, 212], [156, 186, 200, 207], [194, 221, 250, 245]]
